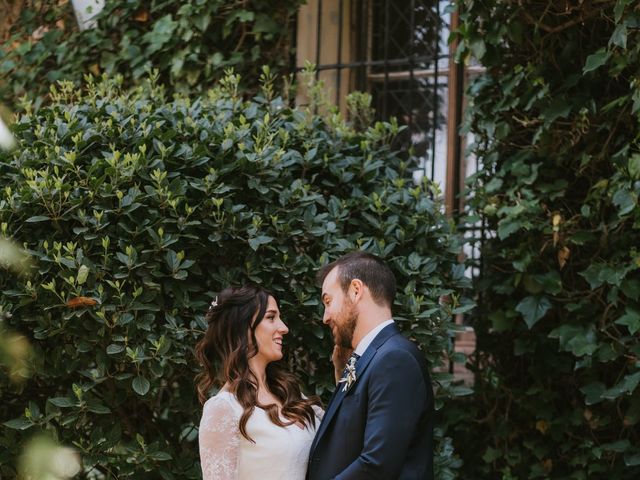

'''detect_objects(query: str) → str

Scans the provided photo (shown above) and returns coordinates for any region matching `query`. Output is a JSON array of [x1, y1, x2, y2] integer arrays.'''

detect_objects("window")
[[296, 0, 455, 194]]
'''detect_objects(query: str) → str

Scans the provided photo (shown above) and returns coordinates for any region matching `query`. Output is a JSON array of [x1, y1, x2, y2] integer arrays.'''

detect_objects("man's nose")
[[322, 310, 330, 324]]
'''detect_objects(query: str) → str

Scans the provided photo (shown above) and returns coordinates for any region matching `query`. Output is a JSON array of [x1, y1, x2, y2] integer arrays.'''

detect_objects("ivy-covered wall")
[[453, 0, 640, 478]]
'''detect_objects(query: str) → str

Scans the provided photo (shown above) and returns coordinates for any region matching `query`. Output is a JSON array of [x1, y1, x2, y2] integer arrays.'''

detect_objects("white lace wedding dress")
[[199, 391, 322, 479]]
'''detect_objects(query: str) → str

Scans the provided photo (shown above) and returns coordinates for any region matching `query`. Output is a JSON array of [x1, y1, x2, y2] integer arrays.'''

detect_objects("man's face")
[[321, 267, 358, 349]]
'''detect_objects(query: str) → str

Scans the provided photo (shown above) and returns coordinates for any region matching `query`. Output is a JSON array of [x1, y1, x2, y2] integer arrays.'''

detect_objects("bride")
[[196, 285, 323, 479]]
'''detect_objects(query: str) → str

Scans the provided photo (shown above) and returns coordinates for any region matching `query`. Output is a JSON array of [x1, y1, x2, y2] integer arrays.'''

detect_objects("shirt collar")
[[354, 319, 394, 357]]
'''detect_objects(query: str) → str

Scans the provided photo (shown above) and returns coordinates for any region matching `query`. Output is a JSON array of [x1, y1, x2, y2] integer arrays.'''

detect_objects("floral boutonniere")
[[338, 355, 358, 392]]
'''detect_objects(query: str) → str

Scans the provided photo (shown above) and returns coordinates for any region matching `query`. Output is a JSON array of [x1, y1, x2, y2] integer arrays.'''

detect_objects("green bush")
[[0, 72, 469, 478], [453, 0, 640, 478], [0, 0, 302, 109]]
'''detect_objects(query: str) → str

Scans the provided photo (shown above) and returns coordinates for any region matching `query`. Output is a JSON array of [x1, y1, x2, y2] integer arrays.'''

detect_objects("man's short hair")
[[317, 251, 396, 307]]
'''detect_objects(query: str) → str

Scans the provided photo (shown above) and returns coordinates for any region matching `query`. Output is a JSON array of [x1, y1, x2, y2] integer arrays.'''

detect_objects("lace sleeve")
[[199, 396, 241, 480]]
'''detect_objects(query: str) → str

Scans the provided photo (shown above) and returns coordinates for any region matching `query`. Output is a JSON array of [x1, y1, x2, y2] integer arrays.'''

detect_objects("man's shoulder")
[[380, 328, 422, 353], [374, 332, 426, 367], [376, 332, 432, 381], [363, 332, 431, 397]]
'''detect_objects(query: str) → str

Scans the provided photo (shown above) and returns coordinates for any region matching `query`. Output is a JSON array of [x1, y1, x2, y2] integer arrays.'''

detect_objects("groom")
[[307, 251, 434, 480]]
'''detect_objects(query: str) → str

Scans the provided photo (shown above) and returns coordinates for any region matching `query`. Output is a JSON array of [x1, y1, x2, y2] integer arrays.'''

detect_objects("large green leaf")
[[610, 24, 628, 49], [497, 218, 522, 240], [615, 307, 640, 335], [132, 376, 151, 396], [516, 295, 552, 329], [3, 417, 32, 430], [48, 397, 75, 408], [248, 235, 274, 251], [602, 372, 640, 400], [580, 382, 606, 405], [583, 48, 610, 73], [612, 189, 637, 216]]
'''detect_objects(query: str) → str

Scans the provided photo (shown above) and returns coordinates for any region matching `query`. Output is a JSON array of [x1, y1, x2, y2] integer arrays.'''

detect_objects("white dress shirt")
[[353, 319, 395, 357]]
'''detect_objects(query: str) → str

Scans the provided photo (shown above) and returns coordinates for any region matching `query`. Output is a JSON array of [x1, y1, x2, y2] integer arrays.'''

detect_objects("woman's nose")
[[279, 319, 289, 334]]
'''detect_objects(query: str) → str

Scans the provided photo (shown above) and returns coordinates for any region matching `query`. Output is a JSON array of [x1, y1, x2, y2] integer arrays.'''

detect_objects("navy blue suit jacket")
[[307, 323, 434, 480]]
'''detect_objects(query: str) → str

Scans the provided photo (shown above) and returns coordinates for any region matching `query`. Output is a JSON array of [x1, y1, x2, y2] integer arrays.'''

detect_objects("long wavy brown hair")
[[195, 285, 321, 442]]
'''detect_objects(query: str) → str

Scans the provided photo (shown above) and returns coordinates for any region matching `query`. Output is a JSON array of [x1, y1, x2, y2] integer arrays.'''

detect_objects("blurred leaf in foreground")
[[0, 238, 32, 275], [0, 323, 33, 383], [18, 434, 82, 479], [0, 115, 15, 151]]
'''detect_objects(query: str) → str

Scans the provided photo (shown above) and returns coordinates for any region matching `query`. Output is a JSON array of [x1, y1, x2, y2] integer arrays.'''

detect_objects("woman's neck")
[[248, 358, 268, 392]]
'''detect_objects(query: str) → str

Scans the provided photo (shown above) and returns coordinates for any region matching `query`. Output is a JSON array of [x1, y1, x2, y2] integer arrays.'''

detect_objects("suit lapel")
[[310, 323, 400, 457]]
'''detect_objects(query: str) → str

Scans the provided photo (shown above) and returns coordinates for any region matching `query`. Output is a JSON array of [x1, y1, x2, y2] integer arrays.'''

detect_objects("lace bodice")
[[199, 391, 322, 480]]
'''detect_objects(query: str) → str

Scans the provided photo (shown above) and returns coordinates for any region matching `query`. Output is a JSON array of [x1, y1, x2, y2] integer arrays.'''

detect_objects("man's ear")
[[349, 279, 364, 303]]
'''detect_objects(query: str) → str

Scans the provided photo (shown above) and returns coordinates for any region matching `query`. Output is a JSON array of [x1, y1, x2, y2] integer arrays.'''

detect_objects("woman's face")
[[252, 296, 289, 364]]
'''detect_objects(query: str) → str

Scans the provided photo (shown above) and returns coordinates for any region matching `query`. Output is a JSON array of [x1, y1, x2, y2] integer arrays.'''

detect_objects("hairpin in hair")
[[210, 296, 218, 308]]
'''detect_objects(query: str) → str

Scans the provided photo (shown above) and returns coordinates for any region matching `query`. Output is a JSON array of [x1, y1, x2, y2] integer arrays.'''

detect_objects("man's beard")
[[333, 298, 358, 349]]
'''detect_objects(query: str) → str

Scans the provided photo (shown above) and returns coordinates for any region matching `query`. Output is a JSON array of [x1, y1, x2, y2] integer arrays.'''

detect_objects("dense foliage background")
[[0, 71, 469, 477], [0, 0, 302, 109], [451, 0, 640, 478]]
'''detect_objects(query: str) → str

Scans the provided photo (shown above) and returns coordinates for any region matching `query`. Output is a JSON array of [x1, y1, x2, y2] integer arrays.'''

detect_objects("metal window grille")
[[295, 0, 454, 189]]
